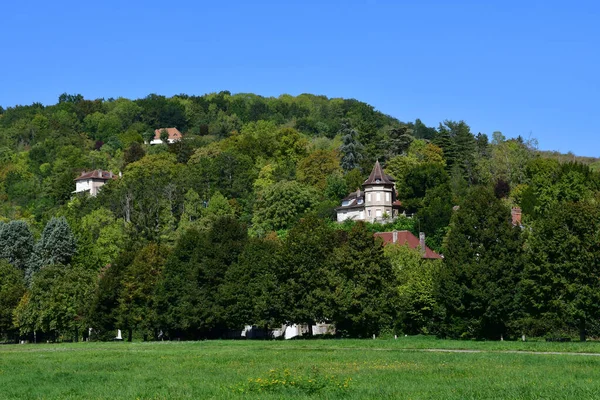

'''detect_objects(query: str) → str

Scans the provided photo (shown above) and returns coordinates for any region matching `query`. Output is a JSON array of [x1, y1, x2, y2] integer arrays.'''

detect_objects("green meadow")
[[2, 337, 600, 399]]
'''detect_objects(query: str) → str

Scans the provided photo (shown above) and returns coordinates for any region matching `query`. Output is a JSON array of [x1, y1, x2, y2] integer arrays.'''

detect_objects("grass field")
[[2, 337, 600, 399]]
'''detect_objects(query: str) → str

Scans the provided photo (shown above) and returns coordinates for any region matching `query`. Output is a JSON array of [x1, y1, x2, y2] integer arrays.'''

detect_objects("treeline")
[[0, 92, 599, 342]]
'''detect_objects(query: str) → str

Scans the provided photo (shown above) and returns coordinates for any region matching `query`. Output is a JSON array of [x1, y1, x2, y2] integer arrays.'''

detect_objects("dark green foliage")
[[329, 223, 396, 337], [439, 186, 524, 339], [159, 216, 247, 338], [0, 261, 25, 340], [220, 238, 284, 331], [123, 141, 145, 167], [398, 163, 449, 212], [117, 243, 169, 341], [339, 120, 363, 172], [519, 200, 600, 340], [0, 91, 597, 341], [279, 216, 338, 333]]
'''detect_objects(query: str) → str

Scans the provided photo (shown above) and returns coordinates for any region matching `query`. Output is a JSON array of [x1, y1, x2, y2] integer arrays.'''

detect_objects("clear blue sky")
[[1, 0, 598, 156]]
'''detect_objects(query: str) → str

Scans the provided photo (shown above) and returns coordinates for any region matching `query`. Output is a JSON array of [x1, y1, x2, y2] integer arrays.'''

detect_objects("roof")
[[363, 160, 394, 186], [154, 127, 182, 141], [374, 231, 442, 259], [74, 170, 119, 181], [336, 189, 365, 210]]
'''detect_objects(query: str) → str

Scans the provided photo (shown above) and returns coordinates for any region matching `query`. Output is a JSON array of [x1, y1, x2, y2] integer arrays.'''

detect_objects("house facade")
[[74, 170, 118, 196], [148, 127, 182, 145], [336, 161, 401, 223]]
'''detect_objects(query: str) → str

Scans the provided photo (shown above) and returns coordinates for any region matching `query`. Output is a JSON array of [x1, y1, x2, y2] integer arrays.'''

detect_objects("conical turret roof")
[[363, 161, 394, 186]]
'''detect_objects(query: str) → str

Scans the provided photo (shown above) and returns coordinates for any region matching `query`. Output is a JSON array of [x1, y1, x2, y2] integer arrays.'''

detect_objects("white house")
[[148, 127, 182, 145], [74, 170, 118, 196], [336, 161, 401, 223]]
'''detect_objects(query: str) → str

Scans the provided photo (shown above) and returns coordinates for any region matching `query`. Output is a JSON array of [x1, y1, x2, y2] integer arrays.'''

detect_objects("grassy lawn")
[[2, 337, 600, 399]]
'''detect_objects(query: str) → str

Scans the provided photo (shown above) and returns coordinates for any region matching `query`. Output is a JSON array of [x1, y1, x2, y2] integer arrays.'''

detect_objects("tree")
[[296, 149, 342, 190], [438, 186, 524, 339], [0, 220, 35, 271], [28, 217, 77, 280], [339, 120, 363, 172], [220, 237, 284, 334], [251, 181, 319, 234], [279, 216, 338, 335], [0, 261, 26, 340], [74, 208, 126, 270], [117, 243, 168, 341], [14, 265, 95, 342], [159, 216, 247, 339], [123, 142, 145, 167], [519, 200, 600, 341], [385, 244, 442, 335], [384, 125, 414, 159], [329, 223, 397, 337]]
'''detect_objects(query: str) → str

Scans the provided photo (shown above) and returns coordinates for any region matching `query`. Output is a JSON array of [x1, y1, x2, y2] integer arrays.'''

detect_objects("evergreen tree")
[[339, 120, 363, 172], [27, 217, 77, 281], [0, 220, 35, 271], [329, 223, 397, 337], [438, 186, 524, 339], [519, 200, 600, 341]]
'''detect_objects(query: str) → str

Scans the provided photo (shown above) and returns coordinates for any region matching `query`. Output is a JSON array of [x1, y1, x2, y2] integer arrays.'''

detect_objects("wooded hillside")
[[0, 92, 599, 342]]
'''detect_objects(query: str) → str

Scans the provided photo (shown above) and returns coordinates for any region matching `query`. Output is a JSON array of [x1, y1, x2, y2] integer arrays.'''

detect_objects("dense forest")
[[0, 91, 599, 342]]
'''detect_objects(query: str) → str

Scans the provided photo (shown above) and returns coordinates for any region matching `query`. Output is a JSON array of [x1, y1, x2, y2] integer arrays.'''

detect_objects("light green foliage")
[[296, 149, 341, 190], [253, 164, 276, 192], [251, 181, 319, 234], [14, 265, 95, 339], [385, 245, 441, 334], [75, 208, 126, 270]]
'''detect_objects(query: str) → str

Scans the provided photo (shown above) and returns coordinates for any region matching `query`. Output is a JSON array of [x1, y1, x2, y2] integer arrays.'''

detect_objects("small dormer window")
[[375, 179, 380, 183]]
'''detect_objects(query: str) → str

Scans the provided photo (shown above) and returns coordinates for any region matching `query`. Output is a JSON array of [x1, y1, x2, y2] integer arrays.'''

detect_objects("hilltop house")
[[336, 161, 401, 223], [374, 230, 442, 259], [74, 170, 118, 196], [148, 127, 182, 145]]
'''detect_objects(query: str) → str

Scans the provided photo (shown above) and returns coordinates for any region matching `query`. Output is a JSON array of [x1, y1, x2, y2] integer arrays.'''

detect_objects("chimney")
[[419, 232, 426, 256], [392, 230, 398, 244], [511, 207, 522, 226]]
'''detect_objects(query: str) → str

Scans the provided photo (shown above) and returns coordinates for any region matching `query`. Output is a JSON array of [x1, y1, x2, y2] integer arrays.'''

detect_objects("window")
[[385, 192, 390, 202], [376, 209, 382, 217], [376, 193, 381, 202], [366, 193, 371, 202], [368, 210, 371, 217]]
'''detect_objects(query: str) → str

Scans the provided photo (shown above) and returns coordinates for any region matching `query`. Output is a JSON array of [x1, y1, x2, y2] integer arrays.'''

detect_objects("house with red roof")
[[148, 127, 182, 145], [336, 161, 402, 223], [73, 170, 118, 196], [374, 230, 442, 259]]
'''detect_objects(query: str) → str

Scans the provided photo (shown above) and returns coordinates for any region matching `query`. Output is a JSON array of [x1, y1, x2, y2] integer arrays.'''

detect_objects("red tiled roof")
[[363, 160, 394, 186], [154, 127, 182, 140], [374, 231, 442, 259], [74, 170, 118, 181]]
